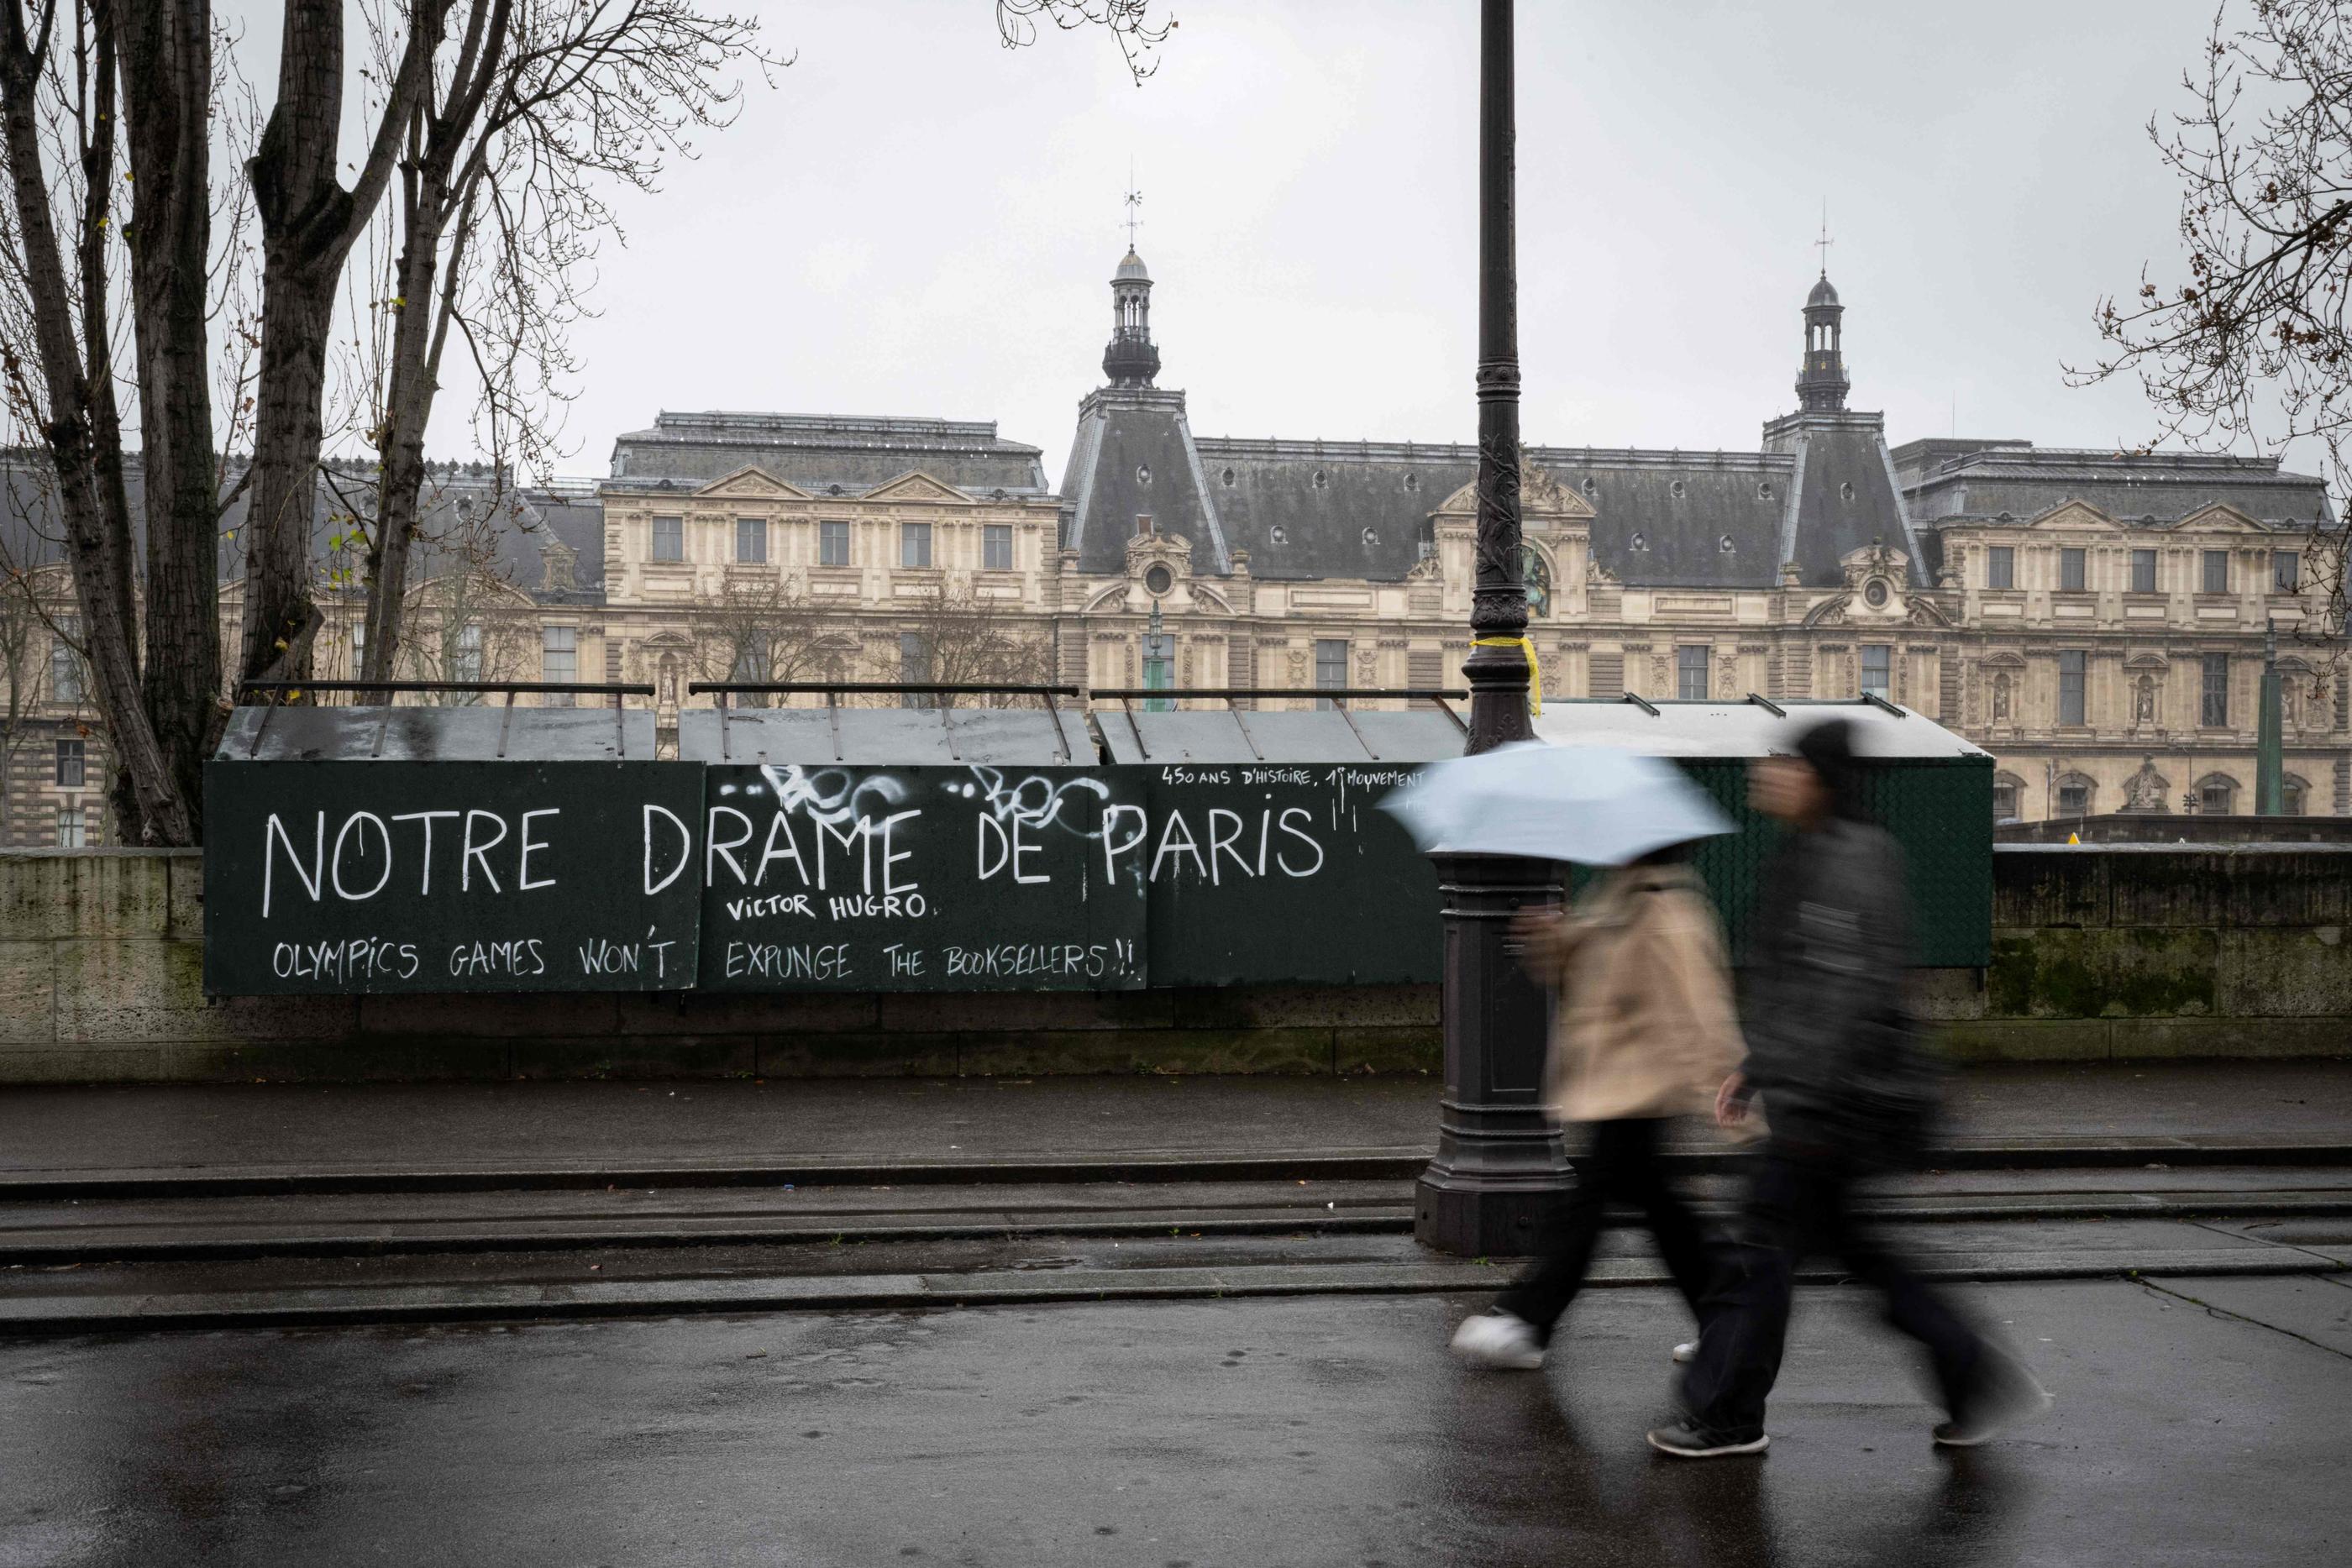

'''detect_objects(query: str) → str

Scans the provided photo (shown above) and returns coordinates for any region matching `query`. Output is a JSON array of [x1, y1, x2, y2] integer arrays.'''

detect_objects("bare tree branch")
[[2072, 0, 2352, 657]]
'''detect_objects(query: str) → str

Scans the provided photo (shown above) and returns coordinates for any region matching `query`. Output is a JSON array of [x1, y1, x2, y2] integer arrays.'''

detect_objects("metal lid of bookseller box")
[[675, 700, 1093, 766], [1091, 700, 1468, 766], [215, 695, 654, 762], [1531, 695, 1992, 967]]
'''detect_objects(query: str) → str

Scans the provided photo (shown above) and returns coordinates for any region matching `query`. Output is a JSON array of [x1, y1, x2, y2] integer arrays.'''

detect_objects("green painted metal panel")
[[696, 762, 1149, 991], [1126, 762, 1441, 985]]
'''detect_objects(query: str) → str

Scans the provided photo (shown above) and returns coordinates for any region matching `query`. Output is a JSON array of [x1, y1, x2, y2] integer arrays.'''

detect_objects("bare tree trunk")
[[111, 0, 220, 834], [361, 164, 468, 682], [241, 0, 444, 689], [0, 3, 189, 842]]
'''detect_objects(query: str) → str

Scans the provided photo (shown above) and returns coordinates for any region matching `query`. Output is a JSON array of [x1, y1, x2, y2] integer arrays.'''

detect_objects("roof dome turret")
[[1807, 274, 1841, 309], [1115, 249, 1151, 283]]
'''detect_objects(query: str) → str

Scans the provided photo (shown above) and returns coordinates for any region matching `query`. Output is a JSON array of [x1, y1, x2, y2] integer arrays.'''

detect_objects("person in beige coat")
[[1452, 842, 1746, 1371]]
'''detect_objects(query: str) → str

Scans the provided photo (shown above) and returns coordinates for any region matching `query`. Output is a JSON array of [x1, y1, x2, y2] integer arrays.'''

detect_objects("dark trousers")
[[1497, 1116, 1725, 1337], [1679, 1134, 1987, 1439]]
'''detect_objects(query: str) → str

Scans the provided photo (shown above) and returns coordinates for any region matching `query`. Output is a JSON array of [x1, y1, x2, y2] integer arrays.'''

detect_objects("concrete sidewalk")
[[3, 1059, 2346, 1185]]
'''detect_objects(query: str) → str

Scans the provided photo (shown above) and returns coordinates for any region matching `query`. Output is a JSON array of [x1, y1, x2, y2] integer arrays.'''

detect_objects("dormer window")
[[1270, 525, 1289, 544], [1312, 469, 1329, 490], [1670, 480, 1687, 500], [1136, 464, 1152, 485], [1630, 531, 1647, 552], [1362, 527, 1379, 547], [1840, 480, 1856, 502]]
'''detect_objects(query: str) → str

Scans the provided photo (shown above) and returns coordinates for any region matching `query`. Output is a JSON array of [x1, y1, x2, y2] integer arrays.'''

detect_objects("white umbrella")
[[1378, 742, 1735, 865]]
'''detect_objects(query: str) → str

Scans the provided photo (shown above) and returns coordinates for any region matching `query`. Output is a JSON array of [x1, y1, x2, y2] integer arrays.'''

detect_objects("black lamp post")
[[1414, 0, 1572, 1256]]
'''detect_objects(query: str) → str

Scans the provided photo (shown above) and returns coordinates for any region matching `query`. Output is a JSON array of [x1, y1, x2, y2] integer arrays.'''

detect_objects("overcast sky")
[[223, 0, 2241, 485]]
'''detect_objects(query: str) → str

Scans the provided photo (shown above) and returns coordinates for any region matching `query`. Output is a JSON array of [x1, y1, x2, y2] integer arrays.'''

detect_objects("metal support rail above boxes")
[[1087, 687, 1470, 763]]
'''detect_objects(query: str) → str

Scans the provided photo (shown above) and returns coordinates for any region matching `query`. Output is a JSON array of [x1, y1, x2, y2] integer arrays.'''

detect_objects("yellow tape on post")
[[1471, 635, 1541, 716]]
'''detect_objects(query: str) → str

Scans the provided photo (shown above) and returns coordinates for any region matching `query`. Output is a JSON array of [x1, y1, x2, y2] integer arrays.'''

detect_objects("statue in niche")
[[658, 654, 680, 707], [2124, 756, 2170, 813], [2281, 677, 2301, 730], [2134, 675, 2157, 726], [1991, 672, 2012, 722]]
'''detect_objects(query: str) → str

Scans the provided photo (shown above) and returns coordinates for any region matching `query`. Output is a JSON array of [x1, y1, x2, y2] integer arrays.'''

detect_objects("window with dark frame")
[[2200, 779, 2234, 815], [735, 517, 767, 564], [2058, 650, 2086, 726], [452, 622, 483, 684], [1991, 780, 2019, 822], [2060, 548, 2086, 592], [1677, 646, 1709, 700], [900, 522, 932, 569], [984, 524, 1013, 571], [54, 738, 83, 787], [2131, 548, 2157, 594], [2202, 653, 2229, 726], [50, 632, 81, 704], [55, 804, 85, 849], [2274, 550, 2301, 592], [2283, 778, 2307, 816], [1315, 638, 1347, 711], [899, 631, 934, 709], [1987, 545, 2014, 590], [819, 520, 851, 567], [2202, 549, 2229, 594], [542, 626, 577, 706], [2057, 783, 2090, 818], [651, 515, 683, 562], [1860, 644, 1892, 700]]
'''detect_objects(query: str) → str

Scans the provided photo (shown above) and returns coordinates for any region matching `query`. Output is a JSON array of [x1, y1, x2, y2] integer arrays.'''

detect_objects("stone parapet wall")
[[2, 847, 2344, 1081], [1919, 845, 2351, 1062], [0, 852, 1435, 1082]]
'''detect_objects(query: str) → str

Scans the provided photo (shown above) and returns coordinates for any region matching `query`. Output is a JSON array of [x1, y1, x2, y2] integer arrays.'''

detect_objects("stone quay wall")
[[0, 847, 2344, 1082]]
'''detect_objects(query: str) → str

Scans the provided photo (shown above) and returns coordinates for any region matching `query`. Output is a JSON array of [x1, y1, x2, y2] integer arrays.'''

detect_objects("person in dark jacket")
[[1647, 718, 2050, 1459]]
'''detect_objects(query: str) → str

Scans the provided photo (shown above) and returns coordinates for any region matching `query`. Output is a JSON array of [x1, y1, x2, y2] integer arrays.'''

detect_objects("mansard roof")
[[1062, 405, 1911, 590], [1060, 387, 1231, 575], [0, 457, 606, 606], [610, 411, 1049, 497], [1894, 438, 2333, 531]]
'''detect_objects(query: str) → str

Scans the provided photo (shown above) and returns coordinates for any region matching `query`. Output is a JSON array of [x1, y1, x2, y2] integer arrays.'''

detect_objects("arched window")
[[2055, 774, 2096, 818], [1991, 773, 2024, 824], [2282, 775, 2310, 816], [2193, 774, 2239, 815]]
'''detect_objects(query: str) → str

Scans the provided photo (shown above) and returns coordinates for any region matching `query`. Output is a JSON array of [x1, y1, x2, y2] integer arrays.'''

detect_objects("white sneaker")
[[1450, 1309, 1545, 1371], [1672, 1340, 1698, 1364]]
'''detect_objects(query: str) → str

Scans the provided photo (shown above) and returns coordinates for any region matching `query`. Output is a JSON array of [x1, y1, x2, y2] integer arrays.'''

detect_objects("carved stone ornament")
[[1803, 595, 1851, 628], [2124, 757, 2171, 813]]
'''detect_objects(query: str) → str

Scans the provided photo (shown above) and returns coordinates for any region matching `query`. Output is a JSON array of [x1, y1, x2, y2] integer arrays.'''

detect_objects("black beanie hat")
[[1793, 717, 1861, 818]]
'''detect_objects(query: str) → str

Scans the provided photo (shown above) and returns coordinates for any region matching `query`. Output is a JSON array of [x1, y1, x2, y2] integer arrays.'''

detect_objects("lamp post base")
[[1414, 850, 1571, 1256]]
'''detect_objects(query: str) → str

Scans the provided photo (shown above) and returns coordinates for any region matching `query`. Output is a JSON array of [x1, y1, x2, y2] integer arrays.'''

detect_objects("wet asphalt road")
[[3, 1277, 2347, 1567]]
